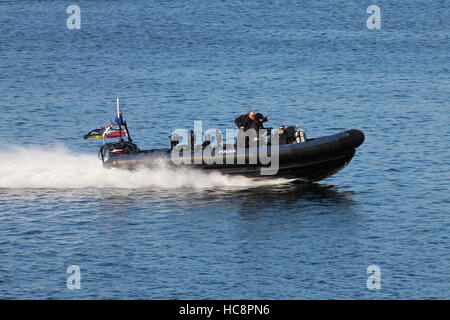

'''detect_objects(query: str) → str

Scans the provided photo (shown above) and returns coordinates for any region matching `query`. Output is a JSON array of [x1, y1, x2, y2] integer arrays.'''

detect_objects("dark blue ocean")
[[0, 0, 449, 299]]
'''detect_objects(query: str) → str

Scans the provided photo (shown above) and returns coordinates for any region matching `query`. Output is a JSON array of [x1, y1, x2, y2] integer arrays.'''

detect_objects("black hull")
[[103, 129, 364, 182]]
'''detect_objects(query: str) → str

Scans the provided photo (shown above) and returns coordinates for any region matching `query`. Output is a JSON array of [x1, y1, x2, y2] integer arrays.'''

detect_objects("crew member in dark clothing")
[[234, 110, 256, 130], [235, 110, 272, 147], [235, 111, 271, 130], [251, 113, 271, 131]]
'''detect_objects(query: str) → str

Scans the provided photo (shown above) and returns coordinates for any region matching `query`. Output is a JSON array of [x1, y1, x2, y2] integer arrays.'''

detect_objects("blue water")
[[0, 0, 449, 299]]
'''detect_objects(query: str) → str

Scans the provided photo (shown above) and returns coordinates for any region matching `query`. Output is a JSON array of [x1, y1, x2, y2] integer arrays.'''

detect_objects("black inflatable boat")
[[99, 128, 363, 182], [86, 101, 364, 182]]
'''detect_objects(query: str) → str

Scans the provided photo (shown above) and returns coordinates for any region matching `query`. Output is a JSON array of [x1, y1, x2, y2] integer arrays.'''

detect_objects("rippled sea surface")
[[0, 0, 449, 299]]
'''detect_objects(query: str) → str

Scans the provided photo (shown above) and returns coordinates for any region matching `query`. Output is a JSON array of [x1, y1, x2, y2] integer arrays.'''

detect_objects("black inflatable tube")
[[103, 129, 365, 182]]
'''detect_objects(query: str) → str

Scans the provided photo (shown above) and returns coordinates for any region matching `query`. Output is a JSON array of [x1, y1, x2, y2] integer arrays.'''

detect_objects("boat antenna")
[[116, 97, 120, 121], [115, 97, 132, 143], [116, 97, 124, 143]]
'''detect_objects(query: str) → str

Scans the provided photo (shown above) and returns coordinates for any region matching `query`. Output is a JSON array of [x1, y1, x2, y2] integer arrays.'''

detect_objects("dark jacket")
[[234, 114, 253, 130], [250, 113, 270, 131], [235, 113, 270, 131]]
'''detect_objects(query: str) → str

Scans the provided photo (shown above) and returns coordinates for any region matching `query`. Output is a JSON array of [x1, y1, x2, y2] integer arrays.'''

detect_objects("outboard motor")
[[169, 133, 180, 150], [99, 141, 140, 161]]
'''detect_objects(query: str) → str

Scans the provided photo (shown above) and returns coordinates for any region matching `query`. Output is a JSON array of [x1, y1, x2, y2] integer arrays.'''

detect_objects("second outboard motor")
[[169, 133, 180, 150]]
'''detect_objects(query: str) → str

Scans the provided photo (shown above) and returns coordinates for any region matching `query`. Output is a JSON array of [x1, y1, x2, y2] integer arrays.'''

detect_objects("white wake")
[[0, 145, 290, 189]]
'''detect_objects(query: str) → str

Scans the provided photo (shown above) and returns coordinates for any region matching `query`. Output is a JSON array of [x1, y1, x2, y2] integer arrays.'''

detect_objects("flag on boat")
[[83, 124, 127, 140]]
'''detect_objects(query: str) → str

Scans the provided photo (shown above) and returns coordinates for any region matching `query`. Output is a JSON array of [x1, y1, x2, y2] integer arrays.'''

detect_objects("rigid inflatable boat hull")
[[103, 129, 364, 182]]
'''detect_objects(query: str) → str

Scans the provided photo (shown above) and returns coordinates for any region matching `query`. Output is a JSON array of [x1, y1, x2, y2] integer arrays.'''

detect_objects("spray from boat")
[[0, 145, 291, 189]]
